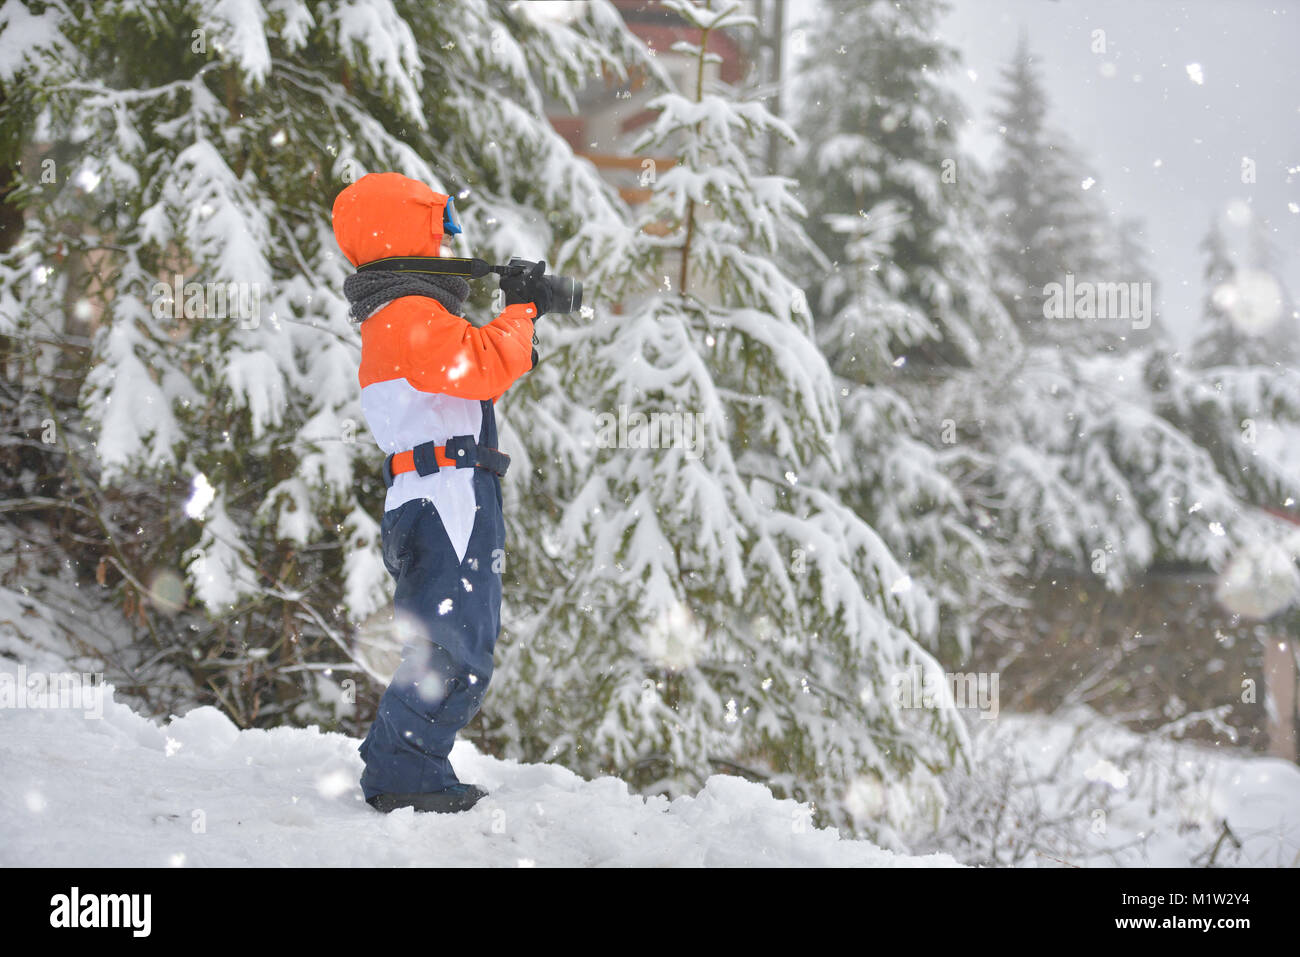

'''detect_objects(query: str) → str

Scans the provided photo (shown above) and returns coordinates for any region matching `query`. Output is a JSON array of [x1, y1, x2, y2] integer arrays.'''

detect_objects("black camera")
[[497, 257, 583, 315]]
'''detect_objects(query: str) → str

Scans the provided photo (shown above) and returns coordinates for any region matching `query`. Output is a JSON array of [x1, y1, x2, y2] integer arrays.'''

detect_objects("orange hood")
[[331, 172, 454, 267]]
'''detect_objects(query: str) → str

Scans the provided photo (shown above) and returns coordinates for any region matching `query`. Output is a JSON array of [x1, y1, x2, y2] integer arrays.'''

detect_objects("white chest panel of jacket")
[[360, 378, 484, 564]]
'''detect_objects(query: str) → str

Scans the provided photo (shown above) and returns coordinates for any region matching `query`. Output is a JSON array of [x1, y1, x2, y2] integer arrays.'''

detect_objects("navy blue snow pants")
[[358, 465, 505, 799]]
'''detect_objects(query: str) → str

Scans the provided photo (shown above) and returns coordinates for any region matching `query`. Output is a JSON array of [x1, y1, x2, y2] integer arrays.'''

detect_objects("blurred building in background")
[[543, 0, 787, 302]]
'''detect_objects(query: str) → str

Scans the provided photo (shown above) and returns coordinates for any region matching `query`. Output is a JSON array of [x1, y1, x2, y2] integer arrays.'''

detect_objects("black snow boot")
[[366, 783, 488, 814]]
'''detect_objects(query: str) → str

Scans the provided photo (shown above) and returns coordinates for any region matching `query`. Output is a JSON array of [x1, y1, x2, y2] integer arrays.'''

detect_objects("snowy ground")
[[3, 564, 1297, 868], [0, 659, 958, 868], [928, 708, 1300, 867]]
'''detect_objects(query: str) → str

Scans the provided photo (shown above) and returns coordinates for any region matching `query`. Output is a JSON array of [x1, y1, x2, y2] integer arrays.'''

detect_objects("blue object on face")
[[443, 197, 463, 235]]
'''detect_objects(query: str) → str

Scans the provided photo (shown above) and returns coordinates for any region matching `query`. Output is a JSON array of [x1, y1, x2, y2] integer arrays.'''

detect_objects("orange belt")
[[382, 434, 510, 487]]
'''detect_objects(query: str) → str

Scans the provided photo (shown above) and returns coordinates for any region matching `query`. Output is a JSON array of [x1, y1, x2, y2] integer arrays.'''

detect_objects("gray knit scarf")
[[343, 270, 471, 321]]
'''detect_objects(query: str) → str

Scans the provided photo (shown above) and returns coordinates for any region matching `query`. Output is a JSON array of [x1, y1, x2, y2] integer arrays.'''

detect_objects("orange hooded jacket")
[[332, 172, 536, 402]]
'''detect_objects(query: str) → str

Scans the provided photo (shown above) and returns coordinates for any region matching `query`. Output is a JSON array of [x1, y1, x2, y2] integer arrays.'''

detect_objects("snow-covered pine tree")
[[988, 35, 1127, 350], [1150, 209, 1300, 562], [1189, 210, 1298, 370], [0, 0, 648, 727], [489, 0, 965, 842], [1107, 216, 1165, 348], [794, 0, 1014, 368], [941, 345, 1271, 593], [1190, 217, 1247, 368], [946, 35, 1261, 593], [789, 9, 1263, 662], [787, 0, 1021, 658]]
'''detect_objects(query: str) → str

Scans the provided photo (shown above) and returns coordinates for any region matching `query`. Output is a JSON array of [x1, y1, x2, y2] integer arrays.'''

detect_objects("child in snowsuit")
[[332, 172, 551, 813]]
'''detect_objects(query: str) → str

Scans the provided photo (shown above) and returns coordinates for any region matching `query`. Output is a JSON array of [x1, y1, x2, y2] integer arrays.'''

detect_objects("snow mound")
[[0, 662, 958, 868]]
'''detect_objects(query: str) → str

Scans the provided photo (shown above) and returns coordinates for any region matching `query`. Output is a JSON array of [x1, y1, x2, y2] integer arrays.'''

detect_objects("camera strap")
[[356, 256, 495, 279]]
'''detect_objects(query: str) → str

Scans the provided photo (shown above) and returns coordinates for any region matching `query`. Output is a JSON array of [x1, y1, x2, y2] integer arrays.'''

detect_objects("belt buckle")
[[443, 434, 477, 469]]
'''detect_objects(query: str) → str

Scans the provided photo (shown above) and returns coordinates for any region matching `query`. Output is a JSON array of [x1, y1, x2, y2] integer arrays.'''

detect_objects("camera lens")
[[546, 275, 583, 314]]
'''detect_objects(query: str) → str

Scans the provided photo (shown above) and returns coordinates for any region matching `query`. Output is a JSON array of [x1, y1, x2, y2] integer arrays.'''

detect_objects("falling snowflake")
[[184, 473, 215, 519]]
